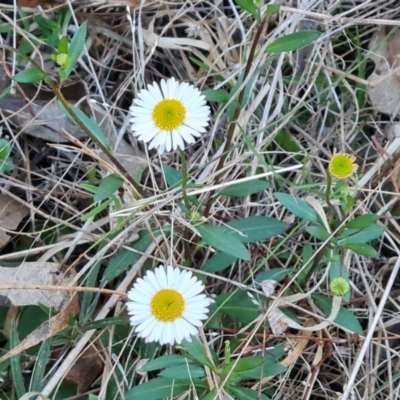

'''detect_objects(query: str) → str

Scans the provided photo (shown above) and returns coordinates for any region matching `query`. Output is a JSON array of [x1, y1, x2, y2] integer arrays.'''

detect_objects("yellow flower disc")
[[150, 289, 185, 322], [152, 99, 186, 131], [330, 277, 350, 297], [328, 153, 358, 179]]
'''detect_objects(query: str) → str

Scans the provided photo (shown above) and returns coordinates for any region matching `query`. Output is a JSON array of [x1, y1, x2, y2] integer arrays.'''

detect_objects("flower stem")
[[325, 171, 336, 215], [179, 148, 191, 211], [204, 19, 266, 217]]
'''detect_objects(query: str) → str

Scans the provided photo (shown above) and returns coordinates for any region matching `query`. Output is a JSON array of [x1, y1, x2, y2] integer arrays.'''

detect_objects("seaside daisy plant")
[[129, 77, 210, 154], [126, 265, 212, 345]]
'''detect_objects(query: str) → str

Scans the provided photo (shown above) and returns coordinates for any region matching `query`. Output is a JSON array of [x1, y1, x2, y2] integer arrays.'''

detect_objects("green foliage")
[[0, 139, 14, 174], [13, 67, 46, 83], [93, 174, 124, 202], [312, 294, 363, 334], [266, 31, 321, 53], [215, 291, 259, 325], [197, 223, 251, 260], [275, 193, 319, 223], [202, 252, 238, 272], [59, 22, 87, 82], [220, 180, 270, 197], [234, 0, 258, 18], [255, 268, 295, 284], [181, 337, 215, 369], [10, 321, 25, 399]]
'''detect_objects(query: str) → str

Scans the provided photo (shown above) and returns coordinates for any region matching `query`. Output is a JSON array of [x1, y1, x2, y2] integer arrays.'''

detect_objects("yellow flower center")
[[152, 99, 187, 131], [328, 153, 358, 179], [150, 289, 185, 322]]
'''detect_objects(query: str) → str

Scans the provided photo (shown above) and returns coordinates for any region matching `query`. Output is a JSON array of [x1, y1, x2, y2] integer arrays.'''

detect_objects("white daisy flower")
[[126, 265, 212, 345], [129, 77, 210, 154]]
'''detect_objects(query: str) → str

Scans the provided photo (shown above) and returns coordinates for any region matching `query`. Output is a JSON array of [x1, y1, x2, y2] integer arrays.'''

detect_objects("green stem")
[[179, 148, 191, 211], [1, 45, 146, 198], [325, 171, 336, 216], [204, 19, 266, 216]]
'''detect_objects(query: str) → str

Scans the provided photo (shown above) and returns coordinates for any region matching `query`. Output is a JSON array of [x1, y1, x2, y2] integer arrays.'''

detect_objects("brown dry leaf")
[[0, 194, 29, 248], [367, 27, 400, 115], [0, 295, 79, 364], [0, 262, 76, 309], [65, 345, 103, 393], [0, 71, 88, 142]]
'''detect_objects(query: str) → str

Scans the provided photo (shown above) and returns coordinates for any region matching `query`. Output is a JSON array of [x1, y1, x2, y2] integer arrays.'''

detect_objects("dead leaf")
[[0, 261, 76, 310], [367, 27, 400, 115], [0, 295, 79, 364], [0, 71, 89, 142], [65, 345, 103, 393], [0, 194, 29, 248]]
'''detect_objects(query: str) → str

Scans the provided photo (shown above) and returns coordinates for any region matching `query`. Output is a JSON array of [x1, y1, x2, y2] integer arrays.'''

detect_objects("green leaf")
[[30, 337, 52, 392], [10, 321, 26, 399], [181, 337, 215, 369], [234, 0, 257, 18], [125, 378, 193, 400], [102, 229, 170, 281], [227, 357, 263, 374], [82, 197, 113, 221], [274, 193, 319, 223], [0, 139, 14, 174], [83, 317, 129, 331], [60, 103, 110, 150], [203, 88, 231, 103], [344, 214, 379, 230], [265, 4, 280, 20], [215, 291, 258, 325], [197, 223, 250, 260], [345, 243, 380, 257], [88, 395, 100, 400], [202, 252, 238, 273], [229, 386, 271, 400], [58, 35, 69, 54], [227, 216, 287, 243], [312, 294, 363, 334], [266, 30, 321, 53], [220, 180, 270, 197], [61, 21, 87, 81], [306, 225, 331, 241], [139, 355, 187, 372], [202, 389, 218, 400], [93, 174, 123, 202], [296, 244, 313, 285], [162, 164, 182, 187], [340, 224, 385, 245], [13, 67, 46, 83], [160, 364, 205, 379], [255, 268, 295, 284]]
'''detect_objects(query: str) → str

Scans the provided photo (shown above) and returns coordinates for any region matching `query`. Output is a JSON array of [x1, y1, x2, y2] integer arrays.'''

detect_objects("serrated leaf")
[[160, 364, 205, 379], [220, 180, 270, 197], [197, 223, 250, 260], [203, 88, 231, 103], [275, 192, 319, 223], [215, 291, 258, 325], [140, 355, 187, 372], [13, 67, 46, 83], [94, 174, 123, 202], [306, 225, 331, 241], [345, 243, 380, 257], [125, 378, 193, 400], [227, 216, 287, 243], [234, 0, 257, 18], [266, 31, 321, 53], [255, 268, 295, 284], [181, 337, 214, 369], [312, 294, 363, 334]]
